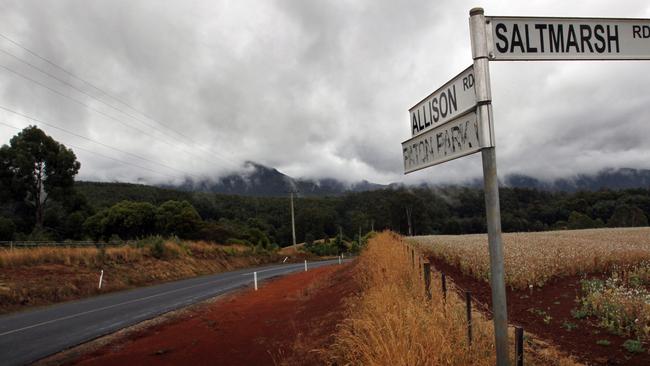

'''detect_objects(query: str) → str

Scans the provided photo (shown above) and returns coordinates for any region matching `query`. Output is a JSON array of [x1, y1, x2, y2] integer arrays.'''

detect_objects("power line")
[[0, 121, 178, 180], [0, 104, 200, 178], [0, 47, 186, 139], [0, 105, 191, 175], [0, 32, 240, 169], [0, 32, 163, 125], [0, 60, 237, 170]]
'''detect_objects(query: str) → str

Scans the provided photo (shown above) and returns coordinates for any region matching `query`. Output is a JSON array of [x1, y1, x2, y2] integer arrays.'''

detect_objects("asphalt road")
[[0, 258, 348, 365]]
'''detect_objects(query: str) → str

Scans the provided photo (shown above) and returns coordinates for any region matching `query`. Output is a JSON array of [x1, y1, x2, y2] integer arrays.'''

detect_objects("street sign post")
[[486, 17, 650, 60], [469, 8, 509, 366], [402, 8, 650, 366]]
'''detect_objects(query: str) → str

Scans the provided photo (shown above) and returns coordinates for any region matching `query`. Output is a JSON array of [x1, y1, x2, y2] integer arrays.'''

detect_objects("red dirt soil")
[[429, 257, 650, 366], [61, 263, 357, 366]]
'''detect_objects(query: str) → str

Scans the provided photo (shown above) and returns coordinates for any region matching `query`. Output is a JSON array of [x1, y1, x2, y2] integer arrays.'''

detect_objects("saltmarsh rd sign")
[[402, 110, 481, 173], [487, 17, 650, 60], [410, 66, 476, 137]]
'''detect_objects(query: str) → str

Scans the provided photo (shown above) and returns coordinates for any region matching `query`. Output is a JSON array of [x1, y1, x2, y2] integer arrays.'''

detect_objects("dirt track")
[[59, 263, 356, 366]]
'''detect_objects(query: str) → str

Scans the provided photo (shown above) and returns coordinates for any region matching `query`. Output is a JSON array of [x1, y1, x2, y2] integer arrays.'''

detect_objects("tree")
[[608, 205, 649, 228], [156, 200, 202, 238], [0, 126, 80, 228], [84, 201, 157, 240], [567, 211, 602, 230]]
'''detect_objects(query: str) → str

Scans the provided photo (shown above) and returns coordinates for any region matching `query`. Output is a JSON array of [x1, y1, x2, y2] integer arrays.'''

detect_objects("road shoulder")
[[38, 262, 357, 366]]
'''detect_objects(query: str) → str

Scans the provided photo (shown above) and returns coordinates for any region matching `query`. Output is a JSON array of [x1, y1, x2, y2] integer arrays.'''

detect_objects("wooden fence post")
[[441, 273, 447, 302], [423, 262, 431, 300], [515, 326, 524, 366], [465, 291, 472, 345], [411, 249, 415, 267]]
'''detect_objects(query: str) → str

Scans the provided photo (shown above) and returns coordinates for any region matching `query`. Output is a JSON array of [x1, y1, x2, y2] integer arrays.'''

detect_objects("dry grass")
[[326, 232, 579, 365], [413, 228, 650, 289], [0, 240, 281, 314], [0, 240, 252, 268], [0, 246, 145, 268]]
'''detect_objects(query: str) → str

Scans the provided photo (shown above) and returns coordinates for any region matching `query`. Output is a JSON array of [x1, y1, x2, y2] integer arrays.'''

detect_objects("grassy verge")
[[0, 238, 280, 314], [326, 232, 580, 365]]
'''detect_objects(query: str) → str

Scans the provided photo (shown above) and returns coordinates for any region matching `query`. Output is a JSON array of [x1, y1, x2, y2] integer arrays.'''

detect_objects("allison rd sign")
[[409, 66, 476, 137], [487, 17, 650, 60]]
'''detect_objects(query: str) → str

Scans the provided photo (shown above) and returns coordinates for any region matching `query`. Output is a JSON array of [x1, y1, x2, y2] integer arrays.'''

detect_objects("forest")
[[1, 126, 649, 247]]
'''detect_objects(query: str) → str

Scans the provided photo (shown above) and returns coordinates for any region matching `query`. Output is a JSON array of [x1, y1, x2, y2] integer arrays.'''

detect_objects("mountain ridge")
[[164, 162, 650, 197]]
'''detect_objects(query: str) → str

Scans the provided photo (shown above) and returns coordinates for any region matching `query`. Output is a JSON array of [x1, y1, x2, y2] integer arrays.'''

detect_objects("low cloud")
[[0, 0, 648, 185]]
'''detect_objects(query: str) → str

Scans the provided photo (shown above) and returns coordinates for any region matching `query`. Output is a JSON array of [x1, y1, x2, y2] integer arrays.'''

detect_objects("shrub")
[[226, 238, 252, 246], [622, 339, 645, 353], [578, 275, 650, 339]]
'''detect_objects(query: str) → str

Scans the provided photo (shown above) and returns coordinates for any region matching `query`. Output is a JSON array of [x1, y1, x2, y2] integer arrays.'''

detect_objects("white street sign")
[[410, 66, 476, 137], [487, 17, 650, 60], [402, 110, 482, 174]]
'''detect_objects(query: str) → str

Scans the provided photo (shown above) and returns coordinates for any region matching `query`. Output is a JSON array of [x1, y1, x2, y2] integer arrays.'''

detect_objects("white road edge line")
[[240, 263, 305, 276]]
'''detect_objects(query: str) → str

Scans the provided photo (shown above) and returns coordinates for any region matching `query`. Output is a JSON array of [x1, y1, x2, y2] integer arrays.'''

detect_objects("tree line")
[[1, 126, 649, 246]]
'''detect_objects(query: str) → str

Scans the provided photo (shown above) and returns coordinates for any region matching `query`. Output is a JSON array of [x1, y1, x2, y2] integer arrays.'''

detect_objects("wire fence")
[[0, 240, 137, 248], [404, 242, 525, 366]]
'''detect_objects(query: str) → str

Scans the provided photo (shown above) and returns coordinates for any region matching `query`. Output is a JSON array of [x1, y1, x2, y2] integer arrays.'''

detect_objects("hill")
[[162, 162, 650, 197], [168, 161, 385, 197]]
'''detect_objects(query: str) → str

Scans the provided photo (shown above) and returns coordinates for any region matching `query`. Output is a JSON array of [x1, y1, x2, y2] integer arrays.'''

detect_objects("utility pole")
[[290, 191, 297, 248]]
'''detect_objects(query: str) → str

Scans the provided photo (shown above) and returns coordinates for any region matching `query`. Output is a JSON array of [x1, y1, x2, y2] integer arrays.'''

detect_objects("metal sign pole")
[[290, 192, 297, 248], [469, 7, 509, 366]]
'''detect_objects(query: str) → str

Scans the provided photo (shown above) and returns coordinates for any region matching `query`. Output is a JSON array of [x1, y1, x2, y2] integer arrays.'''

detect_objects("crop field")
[[411, 227, 650, 365], [414, 228, 650, 289]]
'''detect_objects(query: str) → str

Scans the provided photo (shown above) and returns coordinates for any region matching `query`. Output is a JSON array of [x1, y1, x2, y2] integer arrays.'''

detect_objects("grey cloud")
[[0, 0, 648, 186]]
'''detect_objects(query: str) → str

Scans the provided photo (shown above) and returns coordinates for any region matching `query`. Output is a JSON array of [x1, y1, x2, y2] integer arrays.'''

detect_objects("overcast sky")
[[0, 0, 649, 185]]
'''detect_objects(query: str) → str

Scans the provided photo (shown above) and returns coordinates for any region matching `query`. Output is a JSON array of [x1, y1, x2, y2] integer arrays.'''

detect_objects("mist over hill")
[[168, 162, 385, 197], [165, 162, 650, 197]]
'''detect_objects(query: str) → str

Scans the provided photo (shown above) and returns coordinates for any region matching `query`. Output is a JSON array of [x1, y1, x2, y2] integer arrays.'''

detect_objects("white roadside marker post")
[[304, 260, 308, 272], [338, 255, 342, 265], [254, 271, 258, 291], [98, 269, 104, 289]]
